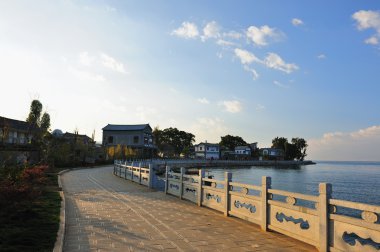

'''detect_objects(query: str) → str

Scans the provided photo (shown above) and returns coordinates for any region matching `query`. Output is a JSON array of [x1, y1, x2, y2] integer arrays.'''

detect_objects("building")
[[0, 116, 35, 146], [194, 142, 220, 159], [234, 146, 251, 156], [260, 148, 285, 161], [102, 124, 156, 159], [0, 116, 39, 163]]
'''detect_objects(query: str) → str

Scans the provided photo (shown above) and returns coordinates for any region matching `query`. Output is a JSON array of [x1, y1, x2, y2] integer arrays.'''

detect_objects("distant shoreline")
[[159, 160, 316, 169]]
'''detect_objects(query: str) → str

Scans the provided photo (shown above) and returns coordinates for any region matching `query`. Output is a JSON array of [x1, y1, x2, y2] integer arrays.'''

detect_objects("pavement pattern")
[[61, 166, 317, 251]]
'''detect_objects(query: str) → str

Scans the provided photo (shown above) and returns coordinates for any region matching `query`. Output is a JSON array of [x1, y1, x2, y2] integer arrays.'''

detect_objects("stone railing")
[[113, 160, 153, 188], [165, 167, 380, 252]]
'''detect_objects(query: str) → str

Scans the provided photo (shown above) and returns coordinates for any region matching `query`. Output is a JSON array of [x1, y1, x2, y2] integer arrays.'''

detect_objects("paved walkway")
[[61, 166, 317, 251]]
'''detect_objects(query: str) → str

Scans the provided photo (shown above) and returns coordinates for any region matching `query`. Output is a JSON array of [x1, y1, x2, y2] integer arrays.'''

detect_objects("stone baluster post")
[[165, 166, 169, 194], [198, 169, 205, 206], [261, 176, 271, 231], [139, 162, 142, 185], [319, 183, 332, 252], [130, 162, 134, 181], [180, 167, 185, 200], [148, 164, 153, 189], [224, 172, 232, 217]]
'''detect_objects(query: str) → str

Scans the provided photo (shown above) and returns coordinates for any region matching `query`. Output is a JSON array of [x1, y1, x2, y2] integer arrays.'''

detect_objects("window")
[[108, 136, 113, 144], [133, 136, 139, 144], [200, 146, 203, 151]]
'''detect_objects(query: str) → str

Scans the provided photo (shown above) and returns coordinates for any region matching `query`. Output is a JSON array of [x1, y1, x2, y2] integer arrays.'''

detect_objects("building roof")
[[0, 116, 37, 131], [102, 124, 152, 131], [235, 146, 250, 150], [195, 142, 219, 147]]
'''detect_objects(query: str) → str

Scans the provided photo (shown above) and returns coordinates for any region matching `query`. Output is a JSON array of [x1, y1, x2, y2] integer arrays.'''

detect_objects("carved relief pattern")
[[185, 187, 197, 195], [361, 211, 378, 223], [342, 232, 380, 250], [205, 193, 221, 203], [234, 200, 256, 213], [241, 187, 249, 195], [275, 212, 310, 230], [170, 184, 179, 190], [286, 197, 296, 205]]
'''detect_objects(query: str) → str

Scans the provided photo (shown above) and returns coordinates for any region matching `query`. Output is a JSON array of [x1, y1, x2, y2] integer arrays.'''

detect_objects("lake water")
[[207, 161, 380, 206]]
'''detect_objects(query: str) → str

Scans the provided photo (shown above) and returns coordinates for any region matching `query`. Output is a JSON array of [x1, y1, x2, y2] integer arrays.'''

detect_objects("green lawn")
[[0, 172, 62, 252]]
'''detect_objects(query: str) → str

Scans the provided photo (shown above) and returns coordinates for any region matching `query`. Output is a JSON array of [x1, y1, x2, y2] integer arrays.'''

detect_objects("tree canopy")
[[271, 136, 308, 161], [219, 134, 247, 150], [153, 127, 195, 157]]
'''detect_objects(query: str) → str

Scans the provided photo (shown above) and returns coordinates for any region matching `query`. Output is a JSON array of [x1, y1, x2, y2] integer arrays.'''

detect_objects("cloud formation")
[[352, 10, 380, 45], [202, 21, 220, 41], [234, 48, 261, 64], [264, 53, 299, 73], [220, 100, 242, 113], [308, 125, 380, 161], [246, 25, 283, 46], [197, 97, 210, 104], [100, 53, 128, 74], [234, 49, 298, 74], [172, 22, 199, 39], [292, 18, 304, 26], [317, 54, 326, 59]]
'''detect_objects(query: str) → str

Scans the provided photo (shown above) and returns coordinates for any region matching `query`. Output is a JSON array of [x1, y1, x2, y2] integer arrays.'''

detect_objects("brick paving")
[[61, 166, 317, 251]]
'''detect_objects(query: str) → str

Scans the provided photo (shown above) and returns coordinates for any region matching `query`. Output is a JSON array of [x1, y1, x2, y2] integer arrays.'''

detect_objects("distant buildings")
[[102, 124, 156, 159], [0, 116, 39, 163], [194, 142, 220, 159], [0, 116, 35, 146], [259, 148, 284, 161]]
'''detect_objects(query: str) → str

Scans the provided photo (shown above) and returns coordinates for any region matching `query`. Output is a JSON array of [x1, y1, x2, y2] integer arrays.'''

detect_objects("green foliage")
[[153, 126, 195, 157], [219, 134, 247, 150], [26, 100, 43, 126], [271, 136, 308, 161]]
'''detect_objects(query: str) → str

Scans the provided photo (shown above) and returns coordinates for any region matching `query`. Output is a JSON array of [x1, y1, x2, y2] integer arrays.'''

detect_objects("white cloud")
[[246, 25, 283, 46], [273, 80, 288, 88], [264, 53, 299, 73], [352, 10, 380, 45], [79, 51, 94, 66], [234, 48, 261, 65], [220, 100, 242, 113], [100, 53, 128, 74], [243, 65, 259, 80], [317, 54, 326, 59], [68, 66, 106, 82], [197, 97, 210, 104], [171, 22, 199, 39], [292, 18, 304, 26], [365, 36, 379, 45], [202, 21, 220, 41], [216, 39, 236, 47], [190, 117, 228, 143], [308, 125, 380, 161], [223, 31, 242, 39]]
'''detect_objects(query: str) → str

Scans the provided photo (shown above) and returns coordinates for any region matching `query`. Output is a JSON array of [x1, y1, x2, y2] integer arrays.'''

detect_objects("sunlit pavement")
[[61, 166, 317, 251]]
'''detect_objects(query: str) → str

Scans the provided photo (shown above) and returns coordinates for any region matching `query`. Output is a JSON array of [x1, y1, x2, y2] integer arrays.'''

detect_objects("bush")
[[0, 165, 48, 208]]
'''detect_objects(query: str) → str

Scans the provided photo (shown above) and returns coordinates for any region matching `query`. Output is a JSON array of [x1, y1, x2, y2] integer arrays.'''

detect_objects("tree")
[[154, 127, 195, 157], [271, 137, 288, 150], [291, 138, 308, 161], [220, 135, 247, 150], [26, 100, 51, 162], [271, 136, 308, 161]]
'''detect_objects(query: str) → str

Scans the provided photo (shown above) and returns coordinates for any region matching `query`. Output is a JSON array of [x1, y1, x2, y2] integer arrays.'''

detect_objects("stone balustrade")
[[113, 160, 380, 252]]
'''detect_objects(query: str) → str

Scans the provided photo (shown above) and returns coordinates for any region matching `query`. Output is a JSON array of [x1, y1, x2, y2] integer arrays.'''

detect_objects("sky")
[[1, 0, 380, 161]]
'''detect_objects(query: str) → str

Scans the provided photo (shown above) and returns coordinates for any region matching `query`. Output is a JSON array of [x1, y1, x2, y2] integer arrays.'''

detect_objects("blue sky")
[[1, 1, 380, 161]]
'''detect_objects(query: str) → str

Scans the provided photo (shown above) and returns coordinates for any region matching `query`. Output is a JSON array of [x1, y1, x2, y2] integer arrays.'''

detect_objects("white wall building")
[[194, 142, 220, 159]]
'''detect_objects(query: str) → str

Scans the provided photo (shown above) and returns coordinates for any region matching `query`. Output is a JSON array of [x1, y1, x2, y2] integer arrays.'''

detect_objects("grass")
[[0, 171, 62, 252]]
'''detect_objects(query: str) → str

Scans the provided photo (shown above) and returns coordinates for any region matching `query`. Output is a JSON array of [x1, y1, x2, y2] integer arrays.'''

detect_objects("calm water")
[[207, 161, 380, 206]]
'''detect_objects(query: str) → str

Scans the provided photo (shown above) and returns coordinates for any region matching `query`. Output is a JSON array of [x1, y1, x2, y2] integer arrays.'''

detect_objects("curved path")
[[61, 166, 316, 251]]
